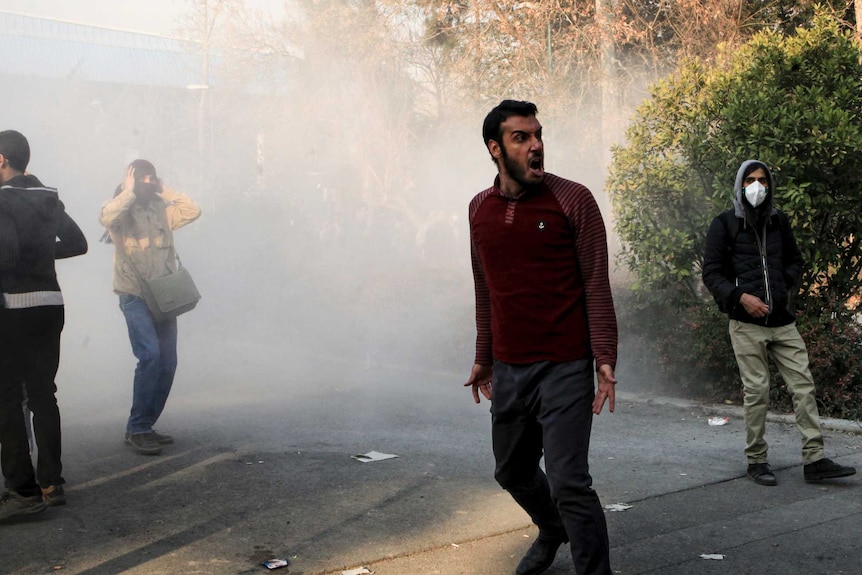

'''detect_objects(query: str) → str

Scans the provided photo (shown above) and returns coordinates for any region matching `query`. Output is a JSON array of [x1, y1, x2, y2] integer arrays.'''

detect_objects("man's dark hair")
[[742, 160, 770, 181], [0, 130, 30, 172], [482, 100, 538, 149]]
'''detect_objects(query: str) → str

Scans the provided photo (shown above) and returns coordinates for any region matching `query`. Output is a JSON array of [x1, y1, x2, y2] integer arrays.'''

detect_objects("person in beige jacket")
[[100, 159, 200, 455]]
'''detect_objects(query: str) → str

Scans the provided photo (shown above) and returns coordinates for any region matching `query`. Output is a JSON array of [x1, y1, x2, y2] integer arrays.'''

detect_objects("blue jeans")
[[119, 295, 178, 435], [491, 359, 611, 575]]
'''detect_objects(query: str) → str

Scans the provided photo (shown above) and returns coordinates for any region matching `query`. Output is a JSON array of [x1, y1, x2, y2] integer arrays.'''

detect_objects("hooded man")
[[0, 129, 88, 520], [702, 159, 856, 486]]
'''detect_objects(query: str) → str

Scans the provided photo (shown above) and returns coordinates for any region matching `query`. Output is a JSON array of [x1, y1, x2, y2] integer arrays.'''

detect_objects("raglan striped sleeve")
[[468, 190, 493, 366], [555, 178, 618, 371]]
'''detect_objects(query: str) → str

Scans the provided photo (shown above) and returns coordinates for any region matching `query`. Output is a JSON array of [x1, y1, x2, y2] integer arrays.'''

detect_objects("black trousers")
[[491, 359, 611, 575], [0, 306, 65, 496]]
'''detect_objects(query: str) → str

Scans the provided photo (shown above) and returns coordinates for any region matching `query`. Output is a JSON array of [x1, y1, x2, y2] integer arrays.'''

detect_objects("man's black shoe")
[[804, 458, 856, 482], [515, 533, 567, 575], [747, 462, 777, 486]]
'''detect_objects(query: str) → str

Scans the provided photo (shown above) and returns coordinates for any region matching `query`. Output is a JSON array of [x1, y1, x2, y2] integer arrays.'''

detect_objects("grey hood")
[[733, 159, 777, 221]]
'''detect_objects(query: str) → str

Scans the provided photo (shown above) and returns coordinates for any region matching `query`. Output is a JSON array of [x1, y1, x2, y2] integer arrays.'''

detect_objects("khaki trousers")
[[728, 320, 825, 465]]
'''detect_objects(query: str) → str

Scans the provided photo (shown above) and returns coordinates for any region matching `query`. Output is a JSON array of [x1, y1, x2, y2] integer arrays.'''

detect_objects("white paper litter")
[[604, 503, 633, 512], [708, 416, 730, 426], [342, 568, 373, 575], [700, 554, 725, 560], [351, 451, 399, 463]]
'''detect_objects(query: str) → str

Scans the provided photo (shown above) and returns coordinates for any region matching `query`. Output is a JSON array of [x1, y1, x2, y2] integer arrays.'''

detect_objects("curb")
[[618, 391, 862, 435]]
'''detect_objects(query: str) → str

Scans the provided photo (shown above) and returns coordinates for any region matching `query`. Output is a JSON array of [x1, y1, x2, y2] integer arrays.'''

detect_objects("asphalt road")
[[2, 347, 861, 575]]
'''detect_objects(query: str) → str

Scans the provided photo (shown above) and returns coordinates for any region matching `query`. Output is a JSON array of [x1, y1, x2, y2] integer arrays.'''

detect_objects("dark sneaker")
[[150, 430, 174, 445], [747, 462, 777, 486], [515, 532, 568, 575], [804, 458, 856, 482], [0, 491, 47, 522], [124, 432, 163, 455], [41, 485, 66, 507]]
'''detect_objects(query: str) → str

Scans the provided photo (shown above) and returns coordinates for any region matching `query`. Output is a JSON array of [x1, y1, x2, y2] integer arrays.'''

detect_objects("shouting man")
[[464, 100, 618, 575]]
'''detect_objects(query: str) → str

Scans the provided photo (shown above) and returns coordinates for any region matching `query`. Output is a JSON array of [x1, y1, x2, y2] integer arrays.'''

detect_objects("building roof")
[[0, 11, 204, 88]]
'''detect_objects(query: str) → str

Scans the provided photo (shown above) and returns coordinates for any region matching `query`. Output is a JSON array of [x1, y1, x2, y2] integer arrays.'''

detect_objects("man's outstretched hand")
[[593, 364, 616, 414], [464, 363, 493, 404]]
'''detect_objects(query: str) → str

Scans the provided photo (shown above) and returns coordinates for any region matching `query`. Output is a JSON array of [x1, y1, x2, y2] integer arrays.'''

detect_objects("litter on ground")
[[262, 558, 289, 570], [352, 451, 399, 463]]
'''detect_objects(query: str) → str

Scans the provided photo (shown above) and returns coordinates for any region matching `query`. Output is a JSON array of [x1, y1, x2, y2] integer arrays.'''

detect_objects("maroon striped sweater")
[[469, 173, 618, 370]]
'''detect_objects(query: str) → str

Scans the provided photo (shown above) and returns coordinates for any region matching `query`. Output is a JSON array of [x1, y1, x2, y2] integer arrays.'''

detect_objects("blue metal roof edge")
[[0, 10, 205, 88]]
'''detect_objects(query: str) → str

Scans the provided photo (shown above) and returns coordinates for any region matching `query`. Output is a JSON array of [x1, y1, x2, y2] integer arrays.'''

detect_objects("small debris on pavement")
[[352, 451, 399, 463], [342, 568, 373, 575], [604, 503, 633, 512], [708, 416, 730, 426], [262, 558, 290, 570], [700, 554, 725, 560]]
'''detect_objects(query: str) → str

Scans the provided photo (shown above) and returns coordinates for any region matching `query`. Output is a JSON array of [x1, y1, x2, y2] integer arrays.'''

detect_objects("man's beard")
[[500, 142, 543, 189]]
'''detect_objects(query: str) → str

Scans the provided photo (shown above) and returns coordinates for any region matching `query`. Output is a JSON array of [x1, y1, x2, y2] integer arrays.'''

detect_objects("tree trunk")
[[596, 0, 617, 168]]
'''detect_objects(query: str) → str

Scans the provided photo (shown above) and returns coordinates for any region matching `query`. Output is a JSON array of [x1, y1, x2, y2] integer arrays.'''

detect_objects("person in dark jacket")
[[0, 130, 88, 521], [702, 159, 855, 486]]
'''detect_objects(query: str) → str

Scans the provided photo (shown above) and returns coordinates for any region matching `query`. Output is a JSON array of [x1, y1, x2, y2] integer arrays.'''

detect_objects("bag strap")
[[114, 240, 183, 284]]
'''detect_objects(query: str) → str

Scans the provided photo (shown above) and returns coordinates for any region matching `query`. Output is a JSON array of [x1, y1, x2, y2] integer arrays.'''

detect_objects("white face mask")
[[744, 181, 767, 208]]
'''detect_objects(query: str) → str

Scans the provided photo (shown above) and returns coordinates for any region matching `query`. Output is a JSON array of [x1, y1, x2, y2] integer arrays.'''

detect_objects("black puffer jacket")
[[702, 160, 802, 327]]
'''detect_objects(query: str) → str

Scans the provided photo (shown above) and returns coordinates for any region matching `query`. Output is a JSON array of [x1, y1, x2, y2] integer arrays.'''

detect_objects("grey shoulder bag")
[[119, 248, 201, 322]]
